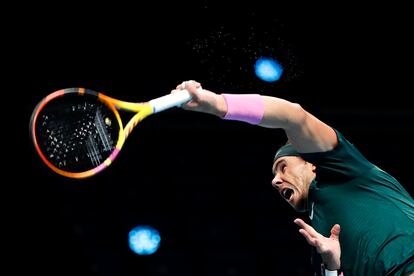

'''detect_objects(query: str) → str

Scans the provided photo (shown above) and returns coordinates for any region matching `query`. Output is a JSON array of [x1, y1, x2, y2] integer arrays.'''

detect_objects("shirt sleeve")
[[300, 129, 374, 182]]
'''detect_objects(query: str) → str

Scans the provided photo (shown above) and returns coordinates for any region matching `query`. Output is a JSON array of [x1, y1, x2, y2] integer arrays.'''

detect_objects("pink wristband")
[[222, 94, 264, 125]]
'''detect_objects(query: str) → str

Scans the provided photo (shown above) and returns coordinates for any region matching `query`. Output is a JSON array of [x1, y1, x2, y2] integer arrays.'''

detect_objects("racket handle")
[[149, 89, 193, 113]]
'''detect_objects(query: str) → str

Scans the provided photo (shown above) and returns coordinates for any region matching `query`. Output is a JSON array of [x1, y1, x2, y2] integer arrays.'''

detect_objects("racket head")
[[30, 88, 124, 179]]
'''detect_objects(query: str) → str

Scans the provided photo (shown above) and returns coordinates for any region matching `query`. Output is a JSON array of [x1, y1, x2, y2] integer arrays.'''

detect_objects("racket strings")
[[36, 96, 119, 172], [94, 109, 114, 152]]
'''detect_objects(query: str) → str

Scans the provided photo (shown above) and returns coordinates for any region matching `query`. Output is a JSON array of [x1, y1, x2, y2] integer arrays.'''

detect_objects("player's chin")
[[290, 198, 307, 212]]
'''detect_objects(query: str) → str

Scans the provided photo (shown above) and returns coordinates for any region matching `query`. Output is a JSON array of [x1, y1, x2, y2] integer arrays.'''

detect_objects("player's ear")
[[306, 162, 316, 173]]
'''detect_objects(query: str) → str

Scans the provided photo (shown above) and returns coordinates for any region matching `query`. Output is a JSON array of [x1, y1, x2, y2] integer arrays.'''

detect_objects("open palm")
[[294, 218, 341, 270]]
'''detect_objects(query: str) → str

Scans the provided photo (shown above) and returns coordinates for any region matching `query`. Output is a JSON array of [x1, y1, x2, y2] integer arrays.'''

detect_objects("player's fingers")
[[182, 81, 203, 101], [178, 81, 189, 90], [298, 229, 317, 247], [294, 218, 319, 237], [330, 224, 341, 240], [181, 80, 202, 90], [192, 80, 201, 88], [176, 81, 188, 90]]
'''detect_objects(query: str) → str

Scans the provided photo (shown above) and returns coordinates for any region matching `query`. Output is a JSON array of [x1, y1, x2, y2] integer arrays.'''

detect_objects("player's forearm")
[[217, 94, 306, 129], [258, 96, 306, 130]]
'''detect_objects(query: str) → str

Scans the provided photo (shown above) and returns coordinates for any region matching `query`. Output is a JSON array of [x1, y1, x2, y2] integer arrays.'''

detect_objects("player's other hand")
[[294, 218, 341, 270]]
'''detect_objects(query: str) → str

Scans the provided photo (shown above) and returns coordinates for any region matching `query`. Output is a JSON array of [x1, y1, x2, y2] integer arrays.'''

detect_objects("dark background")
[[5, 2, 413, 275]]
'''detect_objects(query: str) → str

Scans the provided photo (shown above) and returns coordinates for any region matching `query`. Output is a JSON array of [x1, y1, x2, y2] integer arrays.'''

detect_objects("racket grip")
[[149, 90, 192, 113]]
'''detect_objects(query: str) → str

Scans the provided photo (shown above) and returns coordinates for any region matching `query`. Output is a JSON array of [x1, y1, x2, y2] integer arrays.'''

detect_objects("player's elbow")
[[287, 103, 308, 129]]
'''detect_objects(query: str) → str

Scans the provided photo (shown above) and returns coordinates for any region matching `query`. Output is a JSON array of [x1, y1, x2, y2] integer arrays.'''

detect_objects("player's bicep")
[[252, 96, 337, 153]]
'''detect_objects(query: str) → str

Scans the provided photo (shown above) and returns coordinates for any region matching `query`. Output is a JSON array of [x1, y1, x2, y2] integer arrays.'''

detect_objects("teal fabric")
[[300, 130, 414, 275]]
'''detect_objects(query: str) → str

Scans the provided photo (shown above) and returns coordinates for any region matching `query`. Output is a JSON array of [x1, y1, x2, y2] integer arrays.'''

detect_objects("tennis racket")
[[30, 86, 193, 179]]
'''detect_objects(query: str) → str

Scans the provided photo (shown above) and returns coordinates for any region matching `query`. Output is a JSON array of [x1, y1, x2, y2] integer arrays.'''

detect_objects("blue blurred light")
[[254, 57, 283, 82], [128, 225, 161, 255]]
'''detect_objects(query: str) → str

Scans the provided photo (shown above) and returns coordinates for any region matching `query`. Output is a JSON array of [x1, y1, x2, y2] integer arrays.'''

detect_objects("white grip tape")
[[324, 269, 338, 276], [149, 89, 192, 113]]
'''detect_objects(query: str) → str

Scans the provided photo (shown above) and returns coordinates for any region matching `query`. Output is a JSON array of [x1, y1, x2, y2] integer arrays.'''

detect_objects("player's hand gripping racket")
[[30, 86, 194, 179]]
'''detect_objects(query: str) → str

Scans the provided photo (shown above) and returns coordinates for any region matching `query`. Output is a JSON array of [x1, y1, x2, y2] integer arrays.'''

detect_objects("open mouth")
[[281, 188, 294, 201]]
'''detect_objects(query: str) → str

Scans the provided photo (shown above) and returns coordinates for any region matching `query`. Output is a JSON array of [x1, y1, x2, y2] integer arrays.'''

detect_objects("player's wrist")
[[322, 252, 340, 271], [215, 94, 228, 118], [323, 262, 340, 275], [220, 93, 264, 124], [324, 262, 340, 271]]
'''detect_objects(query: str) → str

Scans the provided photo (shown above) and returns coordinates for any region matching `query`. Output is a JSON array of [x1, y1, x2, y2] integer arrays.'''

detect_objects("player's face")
[[271, 156, 316, 212]]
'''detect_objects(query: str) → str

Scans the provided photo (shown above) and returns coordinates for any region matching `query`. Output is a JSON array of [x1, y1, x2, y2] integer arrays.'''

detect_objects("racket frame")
[[30, 87, 191, 179]]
